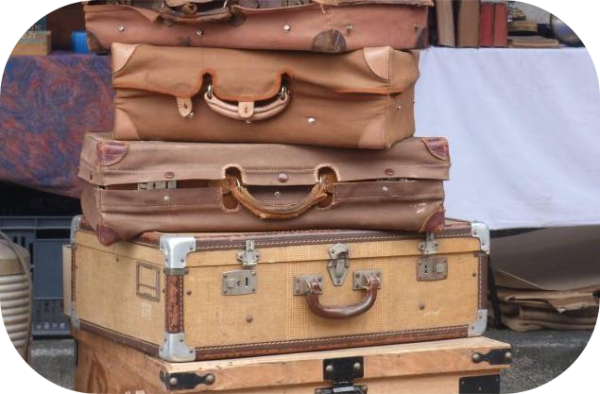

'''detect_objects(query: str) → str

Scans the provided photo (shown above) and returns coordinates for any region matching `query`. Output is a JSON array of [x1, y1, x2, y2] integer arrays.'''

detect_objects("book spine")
[[480, 2, 495, 47], [493, 2, 508, 47]]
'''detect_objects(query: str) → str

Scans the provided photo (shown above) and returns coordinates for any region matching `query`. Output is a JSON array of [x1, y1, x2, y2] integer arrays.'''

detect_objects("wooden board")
[[74, 329, 511, 394], [11, 31, 51, 56]]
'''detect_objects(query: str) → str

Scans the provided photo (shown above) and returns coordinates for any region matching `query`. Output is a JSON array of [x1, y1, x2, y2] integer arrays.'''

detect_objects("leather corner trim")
[[420, 209, 446, 233], [363, 47, 392, 81], [97, 141, 128, 166], [112, 43, 140, 74], [422, 137, 450, 161], [96, 225, 123, 247], [165, 275, 185, 333]]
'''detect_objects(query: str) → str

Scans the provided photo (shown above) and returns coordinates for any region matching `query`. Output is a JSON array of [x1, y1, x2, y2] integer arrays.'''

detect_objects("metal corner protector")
[[159, 235, 197, 273], [471, 222, 490, 255], [468, 309, 488, 337], [159, 332, 196, 363], [70, 303, 81, 330], [70, 215, 83, 246]]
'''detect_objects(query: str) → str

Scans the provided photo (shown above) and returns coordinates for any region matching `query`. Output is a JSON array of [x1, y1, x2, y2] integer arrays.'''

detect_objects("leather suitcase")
[[111, 43, 418, 149], [73, 328, 512, 394], [68, 217, 491, 362], [79, 133, 449, 246], [85, 1, 432, 53]]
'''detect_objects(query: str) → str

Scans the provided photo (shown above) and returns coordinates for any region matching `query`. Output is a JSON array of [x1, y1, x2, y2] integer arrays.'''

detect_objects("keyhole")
[[245, 277, 249, 287]]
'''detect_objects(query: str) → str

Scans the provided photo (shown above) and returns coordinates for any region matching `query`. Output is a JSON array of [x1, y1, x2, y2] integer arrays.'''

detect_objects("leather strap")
[[204, 85, 290, 122], [225, 175, 330, 220], [306, 275, 380, 319]]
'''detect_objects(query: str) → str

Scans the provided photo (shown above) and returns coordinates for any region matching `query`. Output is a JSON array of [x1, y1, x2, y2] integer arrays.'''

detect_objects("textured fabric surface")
[[416, 47, 600, 229], [0, 53, 113, 198]]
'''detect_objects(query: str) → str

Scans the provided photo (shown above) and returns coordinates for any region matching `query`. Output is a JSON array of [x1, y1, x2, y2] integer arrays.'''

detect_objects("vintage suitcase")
[[85, 1, 432, 53], [68, 217, 491, 362], [79, 133, 449, 246], [73, 329, 511, 394], [111, 43, 418, 149]]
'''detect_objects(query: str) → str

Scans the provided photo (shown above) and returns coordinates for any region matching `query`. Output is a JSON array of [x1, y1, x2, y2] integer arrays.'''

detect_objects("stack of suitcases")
[[63, 1, 513, 393]]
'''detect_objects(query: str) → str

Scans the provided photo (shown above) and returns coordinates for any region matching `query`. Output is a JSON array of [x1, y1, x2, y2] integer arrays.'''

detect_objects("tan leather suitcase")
[[111, 43, 418, 149], [78, 133, 449, 246], [73, 329, 511, 394], [68, 217, 491, 362], [85, 1, 432, 53]]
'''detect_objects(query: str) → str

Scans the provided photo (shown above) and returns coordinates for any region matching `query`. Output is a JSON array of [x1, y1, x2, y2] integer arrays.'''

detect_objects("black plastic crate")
[[0, 216, 72, 337]]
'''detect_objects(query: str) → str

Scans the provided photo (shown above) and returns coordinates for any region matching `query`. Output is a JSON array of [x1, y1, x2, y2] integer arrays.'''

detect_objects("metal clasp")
[[418, 233, 438, 256], [328, 244, 350, 286], [138, 181, 177, 190], [237, 240, 260, 269]]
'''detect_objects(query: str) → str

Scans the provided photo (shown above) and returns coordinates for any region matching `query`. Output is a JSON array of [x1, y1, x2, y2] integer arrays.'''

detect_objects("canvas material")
[[85, 1, 430, 53], [78, 133, 449, 244], [110, 43, 418, 149]]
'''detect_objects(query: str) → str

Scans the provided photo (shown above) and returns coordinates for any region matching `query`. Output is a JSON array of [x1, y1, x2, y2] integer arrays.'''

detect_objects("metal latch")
[[237, 240, 260, 269], [315, 357, 368, 394], [222, 270, 257, 296], [138, 180, 177, 190], [328, 244, 350, 286], [418, 232, 438, 256], [160, 371, 215, 391], [472, 349, 513, 366], [417, 257, 448, 281]]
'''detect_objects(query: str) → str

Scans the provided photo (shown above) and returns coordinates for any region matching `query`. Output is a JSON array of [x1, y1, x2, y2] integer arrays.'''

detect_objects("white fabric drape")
[[416, 47, 600, 229]]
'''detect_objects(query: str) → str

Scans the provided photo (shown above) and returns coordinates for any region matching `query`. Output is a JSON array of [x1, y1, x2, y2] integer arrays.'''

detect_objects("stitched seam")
[[194, 326, 466, 351]]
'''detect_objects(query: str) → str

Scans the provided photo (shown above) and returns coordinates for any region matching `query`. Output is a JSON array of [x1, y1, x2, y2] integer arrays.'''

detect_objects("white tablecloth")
[[416, 47, 600, 229]]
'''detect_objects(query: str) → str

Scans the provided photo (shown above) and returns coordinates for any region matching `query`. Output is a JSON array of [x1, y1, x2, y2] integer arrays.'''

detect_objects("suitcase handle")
[[204, 84, 291, 122], [226, 175, 331, 220], [305, 275, 380, 319]]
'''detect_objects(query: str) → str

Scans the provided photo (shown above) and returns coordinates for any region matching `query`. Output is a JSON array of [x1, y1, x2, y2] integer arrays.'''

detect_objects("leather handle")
[[227, 176, 329, 220], [204, 84, 290, 122], [306, 275, 380, 320]]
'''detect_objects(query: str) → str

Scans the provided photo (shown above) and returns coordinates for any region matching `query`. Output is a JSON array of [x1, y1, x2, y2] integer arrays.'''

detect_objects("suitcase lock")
[[328, 243, 350, 286], [315, 356, 368, 394]]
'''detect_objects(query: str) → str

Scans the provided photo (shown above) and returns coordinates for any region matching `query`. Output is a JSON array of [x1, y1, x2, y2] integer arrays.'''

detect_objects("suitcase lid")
[[77, 218, 487, 267], [79, 133, 450, 187], [111, 43, 418, 101]]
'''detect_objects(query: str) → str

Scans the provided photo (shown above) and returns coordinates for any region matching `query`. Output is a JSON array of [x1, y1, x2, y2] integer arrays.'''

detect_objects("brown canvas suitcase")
[[78, 133, 449, 246], [73, 328, 511, 394], [85, 1, 432, 53], [68, 217, 491, 362], [111, 43, 418, 149]]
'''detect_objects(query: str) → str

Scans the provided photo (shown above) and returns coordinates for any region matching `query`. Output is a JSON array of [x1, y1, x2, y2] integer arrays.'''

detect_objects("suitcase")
[[85, 1, 432, 53], [73, 328, 511, 394], [111, 43, 418, 149], [68, 217, 491, 362], [78, 133, 449, 245]]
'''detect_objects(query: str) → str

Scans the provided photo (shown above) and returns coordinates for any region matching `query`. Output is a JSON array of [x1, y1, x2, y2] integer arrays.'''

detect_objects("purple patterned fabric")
[[0, 53, 113, 198]]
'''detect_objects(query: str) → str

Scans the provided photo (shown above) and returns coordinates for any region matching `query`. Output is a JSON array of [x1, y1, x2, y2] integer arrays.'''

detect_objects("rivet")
[[308, 117, 317, 125], [245, 120, 253, 124], [505, 351, 513, 360], [251, 271, 256, 276], [325, 365, 334, 373], [187, 112, 195, 120], [472, 273, 477, 278], [396, 105, 402, 110], [385, 168, 395, 176], [274, 191, 281, 197], [186, 291, 192, 296], [419, 303, 426, 310], [353, 362, 361, 371], [165, 172, 175, 179], [472, 353, 482, 362], [382, 186, 389, 192], [118, 26, 126, 32], [283, 24, 291, 33], [164, 195, 171, 202], [169, 377, 178, 386], [205, 374, 216, 385], [246, 315, 253, 323], [278, 173, 289, 183], [196, 29, 204, 37], [346, 25, 354, 33]]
